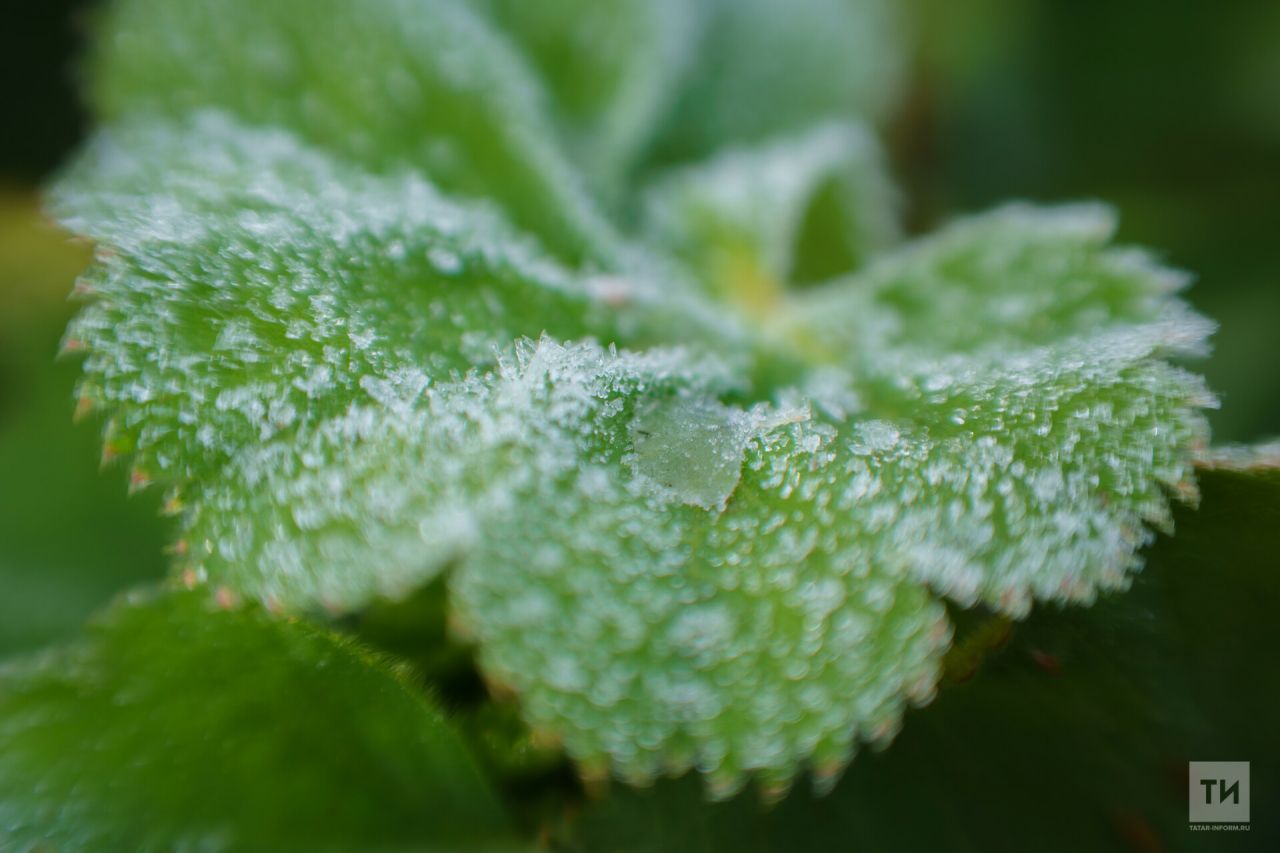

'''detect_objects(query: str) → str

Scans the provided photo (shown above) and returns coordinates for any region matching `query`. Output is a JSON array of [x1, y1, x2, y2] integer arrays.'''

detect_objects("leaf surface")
[[0, 589, 513, 852], [777, 206, 1215, 613], [455, 403, 951, 796], [650, 0, 904, 164], [91, 0, 619, 264], [472, 0, 697, 195], [48, 0, 1223, 795], [51, 115, 736, 607], [561, 459, 1280, 851], [644, 122, 899, 304]]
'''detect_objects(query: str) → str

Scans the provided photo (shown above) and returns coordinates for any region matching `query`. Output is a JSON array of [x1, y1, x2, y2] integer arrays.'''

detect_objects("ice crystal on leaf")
[[47, 0, 1214, 798]]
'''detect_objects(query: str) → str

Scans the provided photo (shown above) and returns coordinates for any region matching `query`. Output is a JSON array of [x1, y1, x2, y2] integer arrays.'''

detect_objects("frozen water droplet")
[[427, 246, 462, 276], [848, 420, 900, 455], [630, 396, 748, 510]]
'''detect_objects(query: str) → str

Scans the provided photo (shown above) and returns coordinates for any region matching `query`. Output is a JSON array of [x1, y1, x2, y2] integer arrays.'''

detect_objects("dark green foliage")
[[0, 589, 515, 852]]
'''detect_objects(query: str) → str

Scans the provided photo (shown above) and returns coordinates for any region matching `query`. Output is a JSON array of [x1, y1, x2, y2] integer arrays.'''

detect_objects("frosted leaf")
[[178, 338, 738, 609], [645, 122, 899, 302], [454, 416, 951, 795], [787, 203, 1194, 358], [51, 114, 728, 489], [774, 206, 1217, 614], [52, 0, 1222, 802], [831, 337, 1212, 615], [453, 304, 1210, 787], [89, 0, 620, 264]]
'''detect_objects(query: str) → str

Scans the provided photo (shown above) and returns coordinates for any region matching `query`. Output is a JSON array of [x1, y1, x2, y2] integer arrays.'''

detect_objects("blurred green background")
[[1, 0, 1277, 652]]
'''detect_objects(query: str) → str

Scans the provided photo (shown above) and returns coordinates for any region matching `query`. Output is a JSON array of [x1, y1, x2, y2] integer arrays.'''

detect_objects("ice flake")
[[630, 396, 751, 510]]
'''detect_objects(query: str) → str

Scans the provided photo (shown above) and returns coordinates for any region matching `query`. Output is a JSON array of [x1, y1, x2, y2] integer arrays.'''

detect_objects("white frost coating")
[[848, 420, 900, 455], [455, 413, 951, 796], [52, 113, 744, 487], [787, 203, 1201, 359], [182, 338, 738, 607], [820, 318, 1215, 616]]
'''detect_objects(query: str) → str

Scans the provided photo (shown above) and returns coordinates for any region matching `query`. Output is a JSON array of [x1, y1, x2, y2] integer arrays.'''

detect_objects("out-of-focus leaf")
[[89, 0, 620, 265], [650, 0, 905, 165], [560, 458, 1280, 852], [0, 341, 170, 655], [471, 0, 697, 197], [644, 122, 898, 306], [0, 588, 516, 852]]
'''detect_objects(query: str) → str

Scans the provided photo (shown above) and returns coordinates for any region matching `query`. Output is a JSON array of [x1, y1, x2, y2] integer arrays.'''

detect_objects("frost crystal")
[[631, 396, 754, 510], [53, 0, 1216, 796]]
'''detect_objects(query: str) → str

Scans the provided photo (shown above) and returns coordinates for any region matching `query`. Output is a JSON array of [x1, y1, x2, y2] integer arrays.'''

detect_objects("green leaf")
[[454, 299, 1210, 784], [644, 122, 899, 306], [788, 204, 1197, 357], [777, 205, 1215, 614], [471, 0, 697, 196], [89, 0, 620, 264], [51, 114, 742, 610], [650, 0, 905, 164], [560, 459, 1280, 851], [181, 338, 735, 610], [454, 404, 951, 797], [827, 330, 1211, 617], [52, 0, 1219, 798], [52, 113, 605, 480], [0, 588, 514, 852]]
